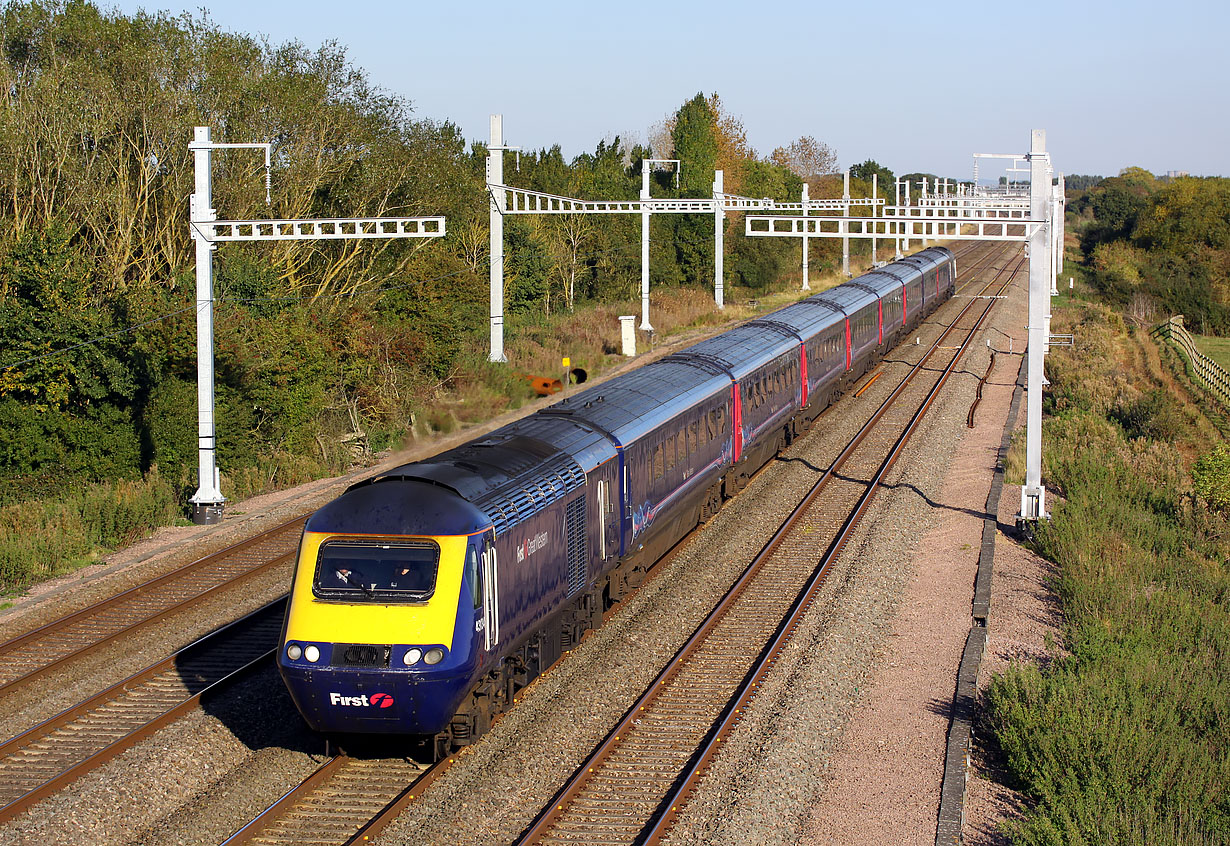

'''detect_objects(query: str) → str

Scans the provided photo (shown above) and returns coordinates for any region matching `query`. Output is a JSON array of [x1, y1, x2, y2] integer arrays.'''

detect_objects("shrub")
[[1192, 444, 1230, 514], [0, 468, 178, 593]]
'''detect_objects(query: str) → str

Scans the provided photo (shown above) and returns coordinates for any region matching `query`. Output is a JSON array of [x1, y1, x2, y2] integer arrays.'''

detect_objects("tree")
[[671, 93, 719, 197], [770, 136, 837, 180], [850, 159, 894, 190]]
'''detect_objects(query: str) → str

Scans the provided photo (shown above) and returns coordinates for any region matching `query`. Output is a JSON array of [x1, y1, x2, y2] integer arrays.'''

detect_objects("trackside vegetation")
[[987, 172, 1230, 844], [0, 2, 895, 592]]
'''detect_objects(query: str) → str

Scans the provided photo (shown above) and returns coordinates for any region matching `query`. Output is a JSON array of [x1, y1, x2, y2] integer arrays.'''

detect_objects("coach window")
[[690, 420, 700, 454], [653, 443, 664, 481], [665, 436, 676, 473]]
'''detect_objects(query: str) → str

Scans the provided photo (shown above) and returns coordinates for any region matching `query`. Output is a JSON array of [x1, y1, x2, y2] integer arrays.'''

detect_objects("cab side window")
[[466, 545, 481, 609]]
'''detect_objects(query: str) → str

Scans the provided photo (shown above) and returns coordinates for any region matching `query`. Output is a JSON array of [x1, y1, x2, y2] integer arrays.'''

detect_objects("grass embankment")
[[1195, 333, 1230, 374], [0, 262, 861, 596], [989, 298, 1230, 844]]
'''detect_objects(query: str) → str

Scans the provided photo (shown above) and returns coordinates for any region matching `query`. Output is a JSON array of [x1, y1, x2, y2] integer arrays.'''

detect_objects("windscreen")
[[313, 540, 439, 601]]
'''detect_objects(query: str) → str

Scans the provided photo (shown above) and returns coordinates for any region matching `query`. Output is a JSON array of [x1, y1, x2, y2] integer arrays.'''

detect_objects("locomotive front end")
[[278, 480, 490, 736]]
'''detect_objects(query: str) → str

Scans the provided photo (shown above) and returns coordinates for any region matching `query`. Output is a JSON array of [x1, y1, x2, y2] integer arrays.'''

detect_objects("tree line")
[[1069, 168, 1230, 332], [0, 1, 892, 513]]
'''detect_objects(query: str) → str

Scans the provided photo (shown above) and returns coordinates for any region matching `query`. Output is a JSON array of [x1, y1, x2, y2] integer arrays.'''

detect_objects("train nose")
[[279, 662, 474, 736]]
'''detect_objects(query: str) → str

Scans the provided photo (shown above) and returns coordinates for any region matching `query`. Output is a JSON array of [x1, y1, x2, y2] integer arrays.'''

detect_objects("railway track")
[[213, 241, 1015, 846], [0, 242, 1006, 837], [0, 518, 303, 699], [0, 599, 285, 823], [513, 247, 1026, 845], [222, 751, 440, 846]]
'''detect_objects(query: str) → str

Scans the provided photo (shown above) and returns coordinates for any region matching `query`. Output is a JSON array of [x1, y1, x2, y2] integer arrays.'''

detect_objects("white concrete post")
[[904, 180, 911, 252], [1057, 173, 1066, 275], [801, 181, 810, 290], [619, 315, 637, 356], [487, 115, 507, 362], [895, 177, 903, 258], [921, 177, 929, 246], [640, 167, 652, 331], [1021, 129, 1050, 521], [713, 169, 725, 309], [189, 126, 224, 524]]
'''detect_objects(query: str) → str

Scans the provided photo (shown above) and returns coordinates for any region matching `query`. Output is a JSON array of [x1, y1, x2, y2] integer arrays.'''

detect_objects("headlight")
[[286, 644, 302, 661], [424, 647, 445, 665], [304, 645, 321, 663], [403, 648, 423, 666]]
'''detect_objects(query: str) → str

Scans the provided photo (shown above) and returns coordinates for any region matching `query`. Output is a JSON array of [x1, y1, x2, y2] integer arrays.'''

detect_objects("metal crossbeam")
[[498, 185, 885, 217], [745, 214, 1044, 241], [497, 185, 714, 215], [716, 193, 884, 213], [198, 216, 446, 241]]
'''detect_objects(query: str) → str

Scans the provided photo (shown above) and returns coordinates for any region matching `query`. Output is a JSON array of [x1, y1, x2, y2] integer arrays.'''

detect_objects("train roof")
[[875, 262, 918, 283], [749, 298, 845, 339], [808, 282, 878, 314], [855, 270, 907, 297], [496, 413, 618, 473], [355, 431, 587, 536], [545, 358, 731, 446], [305, 478, 491, 536], [673, 322, 801, 380], [898, 246, 952, 272]]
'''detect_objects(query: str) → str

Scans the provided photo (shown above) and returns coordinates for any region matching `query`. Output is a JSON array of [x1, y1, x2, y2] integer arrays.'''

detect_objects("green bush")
[[1110, 388, 1186, 441], [0, 468, 179, 592], [1192, 444, 1230, 514], [988, 308, 1230, 843]]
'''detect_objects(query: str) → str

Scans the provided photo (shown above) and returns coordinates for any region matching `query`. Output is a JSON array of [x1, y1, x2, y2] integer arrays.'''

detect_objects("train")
[[278, 247, 957, 754]]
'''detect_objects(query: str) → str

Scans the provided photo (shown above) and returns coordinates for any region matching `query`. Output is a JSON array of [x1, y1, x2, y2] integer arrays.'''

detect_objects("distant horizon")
[[103, 0, 1225, 181]]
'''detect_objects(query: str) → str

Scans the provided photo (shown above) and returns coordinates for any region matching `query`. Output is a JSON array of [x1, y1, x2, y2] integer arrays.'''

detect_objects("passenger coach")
[[278, 247, 956, 752]]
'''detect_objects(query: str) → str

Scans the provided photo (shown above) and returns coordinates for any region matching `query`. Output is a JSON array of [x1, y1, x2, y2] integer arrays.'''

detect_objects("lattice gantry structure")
[[188, 126, 446, 524], [484, 115, 881, 359], [746, 129, 1064, 523]]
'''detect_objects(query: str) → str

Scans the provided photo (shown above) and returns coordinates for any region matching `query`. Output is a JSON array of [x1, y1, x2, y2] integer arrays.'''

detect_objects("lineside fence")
[[1152, 315, 1230, 410]]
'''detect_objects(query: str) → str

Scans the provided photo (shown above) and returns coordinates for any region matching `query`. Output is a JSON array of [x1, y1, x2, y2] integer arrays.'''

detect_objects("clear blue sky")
[[109, 0, 1226, 180]]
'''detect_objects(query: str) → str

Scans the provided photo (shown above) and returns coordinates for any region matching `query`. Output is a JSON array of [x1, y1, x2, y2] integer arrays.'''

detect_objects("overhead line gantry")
[[745, 129, 1064, 523], [187, 126, 446, 524]]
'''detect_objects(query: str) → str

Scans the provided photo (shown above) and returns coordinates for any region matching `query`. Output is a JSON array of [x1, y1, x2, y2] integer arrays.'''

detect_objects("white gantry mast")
[[745, 129, 1063, 525], [188, 126, 446, 523]]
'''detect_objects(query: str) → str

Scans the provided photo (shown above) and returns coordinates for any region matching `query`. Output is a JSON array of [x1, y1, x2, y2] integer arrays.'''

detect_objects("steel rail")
[[0, 517, 303, 696], [213, 242, 1010, 846], [219, 752, 445, 846], [642, 256, 1025, 844], [515, 245, 1024, 845], [0, 599, 285, 823], [220, 755, 348, 846]]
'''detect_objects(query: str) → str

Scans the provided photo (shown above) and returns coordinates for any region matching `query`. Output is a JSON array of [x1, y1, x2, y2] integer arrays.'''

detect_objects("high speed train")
[[278, 247, 956, 755]]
